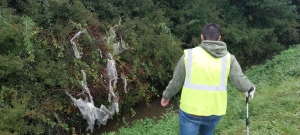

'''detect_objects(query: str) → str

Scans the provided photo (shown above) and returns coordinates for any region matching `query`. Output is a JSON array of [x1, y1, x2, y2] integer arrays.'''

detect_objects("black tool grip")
[[246, 118, 250, 126], [246, 86, 254, 103]]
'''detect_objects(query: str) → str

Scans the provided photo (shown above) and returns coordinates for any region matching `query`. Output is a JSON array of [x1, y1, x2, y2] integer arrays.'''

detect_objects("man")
[[161, 23, 255, 135]]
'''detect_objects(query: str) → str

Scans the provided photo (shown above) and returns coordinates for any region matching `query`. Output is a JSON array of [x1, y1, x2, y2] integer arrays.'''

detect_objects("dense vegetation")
[[104, 44, 300, 135], [0, 0, 299, 134]]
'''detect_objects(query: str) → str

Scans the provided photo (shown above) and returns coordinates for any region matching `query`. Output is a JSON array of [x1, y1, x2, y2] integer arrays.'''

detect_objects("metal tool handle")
[[246, 91, 250, 135]]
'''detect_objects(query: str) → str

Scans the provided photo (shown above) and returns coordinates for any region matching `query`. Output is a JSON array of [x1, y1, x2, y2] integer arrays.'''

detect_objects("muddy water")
[[92, 97, 180, 134]]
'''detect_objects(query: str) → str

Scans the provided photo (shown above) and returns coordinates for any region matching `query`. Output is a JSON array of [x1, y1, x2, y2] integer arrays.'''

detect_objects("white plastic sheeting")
[[107, 55, 118, 98], [65, 92, 119, 132], [66, 70, 119, 133], [121, 73, 127, 93], [98, 49, 103, 58], [67, 20, 129, 132], [70, 31, 84, 59], [107, 27, 116, 45], [112, 40, 128, 55], [78, 70, 93, 104], [106, 20, 128, 55]]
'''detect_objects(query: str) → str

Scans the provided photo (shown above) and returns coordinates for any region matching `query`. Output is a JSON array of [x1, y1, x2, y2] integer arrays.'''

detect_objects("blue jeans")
[[179, 109, 221, 135]]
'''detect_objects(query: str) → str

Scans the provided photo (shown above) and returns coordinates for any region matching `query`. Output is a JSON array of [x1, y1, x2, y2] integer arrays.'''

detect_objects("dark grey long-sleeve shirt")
[[162, 40, 254, 99]]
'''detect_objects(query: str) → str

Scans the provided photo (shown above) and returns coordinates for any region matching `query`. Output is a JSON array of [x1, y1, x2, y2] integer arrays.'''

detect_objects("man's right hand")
[[161, 98, 170, 107], [245, 86, 256, 99]]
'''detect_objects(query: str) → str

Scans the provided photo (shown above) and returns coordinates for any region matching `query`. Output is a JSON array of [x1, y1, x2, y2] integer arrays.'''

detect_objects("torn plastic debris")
[[121, 73, 127, 93], [120, 38, 129, 50], [106, 53, 118, 97], [66, 70, 119, 133], [106, 19, 128, 55], [65, 92, 119, 132], [67, 24, 129, 133], [98, 49, 103, 58], [78, 70, 93, 105], [111, 37, 128, 55], [106, 59, 116, 76], [70, 31, 84, 59], [106, 27, 116, 45]]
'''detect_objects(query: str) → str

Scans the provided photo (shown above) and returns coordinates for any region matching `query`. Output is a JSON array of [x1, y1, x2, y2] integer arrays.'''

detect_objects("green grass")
[[104, 45, 300, 135]]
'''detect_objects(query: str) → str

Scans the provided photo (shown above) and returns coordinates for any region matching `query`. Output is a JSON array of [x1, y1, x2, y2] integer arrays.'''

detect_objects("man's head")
[[201, 23, 221, 41]]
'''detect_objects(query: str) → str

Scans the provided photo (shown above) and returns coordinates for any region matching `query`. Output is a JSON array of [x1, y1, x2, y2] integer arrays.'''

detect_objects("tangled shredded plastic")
[[107, 19, 128, 55], [66, 21, 128, 133], [70, 31, 84, 59], [65, 70, 119, 132]]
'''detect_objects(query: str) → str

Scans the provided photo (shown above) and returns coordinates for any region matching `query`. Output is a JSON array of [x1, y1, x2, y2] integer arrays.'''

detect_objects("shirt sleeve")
[[228, 55, 254, 92], [162, 55, 185, 99]]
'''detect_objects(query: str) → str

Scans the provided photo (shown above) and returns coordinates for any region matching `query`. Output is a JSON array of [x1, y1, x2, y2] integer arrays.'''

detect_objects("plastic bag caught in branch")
[[65, 92, 98, 132], [121, 73, 127, 93], [106, 19, 129, 55], [106, 27, 116, 46], [66, 69, 119, 132], [98, 49, 103, 58], [66, 92, 119, 132], [70, 31, 85, 59], [106, 54, 118, 97], [78, 70, 93, 104]]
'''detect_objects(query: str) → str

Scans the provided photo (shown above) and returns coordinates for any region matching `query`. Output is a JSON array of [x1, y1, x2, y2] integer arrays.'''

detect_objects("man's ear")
[[201, 34, 205, 41], [217, 36, 221, 41]]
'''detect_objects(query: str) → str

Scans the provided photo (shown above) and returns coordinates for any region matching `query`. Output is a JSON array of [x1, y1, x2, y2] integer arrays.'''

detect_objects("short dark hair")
[[201, 23, 221, 40]]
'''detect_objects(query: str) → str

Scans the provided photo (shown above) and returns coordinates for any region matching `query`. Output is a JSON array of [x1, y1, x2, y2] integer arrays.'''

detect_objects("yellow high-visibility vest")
[[180, 47, 231, 116]]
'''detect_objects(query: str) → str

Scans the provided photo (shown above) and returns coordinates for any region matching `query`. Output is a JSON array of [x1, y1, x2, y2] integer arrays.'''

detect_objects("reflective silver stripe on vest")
[[184, 49, 227, 91]]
